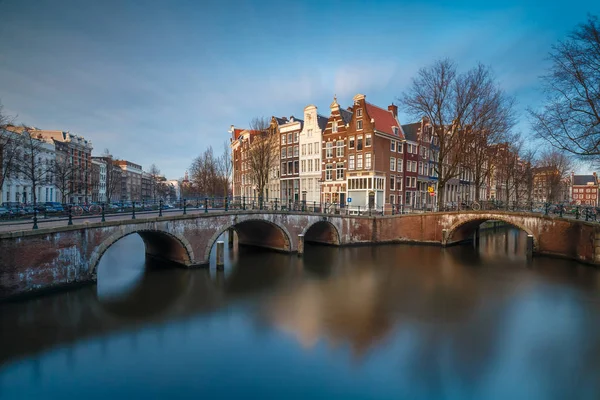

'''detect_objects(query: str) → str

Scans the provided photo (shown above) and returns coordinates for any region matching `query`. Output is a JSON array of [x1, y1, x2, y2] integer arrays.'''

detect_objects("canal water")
[[1, 227, 600, 399]]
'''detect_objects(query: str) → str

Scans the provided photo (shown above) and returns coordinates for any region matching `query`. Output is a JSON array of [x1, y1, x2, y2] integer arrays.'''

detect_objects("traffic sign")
[[430, 192, 435, 197], [428, 186, 434, 193], [347, 198, 352, 203]]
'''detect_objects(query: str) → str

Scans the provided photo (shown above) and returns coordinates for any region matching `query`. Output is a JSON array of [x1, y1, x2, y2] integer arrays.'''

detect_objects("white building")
[[1, 129, 57, 205], [299, 105, 328, 204], [92, 158, 107, 202]]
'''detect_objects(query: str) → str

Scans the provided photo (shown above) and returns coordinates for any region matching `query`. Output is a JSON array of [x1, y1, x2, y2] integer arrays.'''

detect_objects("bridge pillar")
[[441, 229, 448, 246], [228, 228, 235, 248], [297, 234, 304, 256], [526, 235, 534, 259], [216, 241, 225, 269]]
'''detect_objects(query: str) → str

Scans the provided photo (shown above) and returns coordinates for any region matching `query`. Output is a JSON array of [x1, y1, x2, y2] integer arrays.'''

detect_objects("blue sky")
[[0, 0, 598, 179]]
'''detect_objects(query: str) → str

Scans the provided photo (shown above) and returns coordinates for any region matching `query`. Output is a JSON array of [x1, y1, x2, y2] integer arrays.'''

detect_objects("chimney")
[[388, 104, 398, 118]]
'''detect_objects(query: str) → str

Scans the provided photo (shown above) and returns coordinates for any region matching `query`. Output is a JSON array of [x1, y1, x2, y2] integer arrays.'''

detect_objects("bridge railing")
[[0, 196, 598, 231]]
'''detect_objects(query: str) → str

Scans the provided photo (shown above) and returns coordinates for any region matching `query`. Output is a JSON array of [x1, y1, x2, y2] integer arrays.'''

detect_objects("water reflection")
[[1, 227, 600, 399]]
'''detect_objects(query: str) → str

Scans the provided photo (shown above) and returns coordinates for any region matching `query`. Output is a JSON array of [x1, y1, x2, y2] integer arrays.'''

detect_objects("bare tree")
[[461, 75, 517, 201], [219, 140, 232, 198], [400, 60, 504, 209], [148, 164, 162, 200], [529, 15, 600, 160], [535, 149, 573, 203], [0, 102, 20, 197], [53, 149, 75, 204], [189, 146, 221, 197], [14, 126, 54, 208], [246, 117, 276, 200], [492, 140, 523, 206]]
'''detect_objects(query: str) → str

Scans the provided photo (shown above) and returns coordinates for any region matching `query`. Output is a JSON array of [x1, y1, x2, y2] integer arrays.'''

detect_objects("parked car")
[[0, 207, 12, 217], [45, 202, 64, 212]]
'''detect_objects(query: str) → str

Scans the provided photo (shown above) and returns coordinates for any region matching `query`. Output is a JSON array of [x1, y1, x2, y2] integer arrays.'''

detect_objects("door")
[[339, 193, 346, 208]]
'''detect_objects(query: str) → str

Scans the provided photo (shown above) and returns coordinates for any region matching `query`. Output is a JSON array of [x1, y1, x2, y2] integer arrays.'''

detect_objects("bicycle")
[[460, 201, 481, 211]]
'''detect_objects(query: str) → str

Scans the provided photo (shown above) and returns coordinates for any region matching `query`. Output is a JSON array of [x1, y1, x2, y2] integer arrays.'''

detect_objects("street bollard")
[[32, 207, 38, 230], [183, 199, 187, 215], [101, 203, 106, 222], [204, 197, 208, 213], [158, 200, 163, 217], [68, 205, 73, 226], [216, 241, 225, 269], [274, 198, 278, 210], [526, 234, 534, 260], [297, 234, 304, 256]]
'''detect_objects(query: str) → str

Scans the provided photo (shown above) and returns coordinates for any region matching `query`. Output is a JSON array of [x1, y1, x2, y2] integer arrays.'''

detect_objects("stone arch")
[[445, 214, 538, 249], [203, 217, 293, 264], [89, 228, 195, 275], [302, 220, 341, 245]]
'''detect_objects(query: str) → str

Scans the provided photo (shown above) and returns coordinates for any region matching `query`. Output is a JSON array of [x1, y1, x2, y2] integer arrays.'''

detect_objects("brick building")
[[571, 173, 599, 206], [279, 116, 302, 203]]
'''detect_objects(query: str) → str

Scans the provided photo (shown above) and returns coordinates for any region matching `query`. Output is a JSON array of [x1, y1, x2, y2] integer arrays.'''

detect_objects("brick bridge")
[[1, 210, 598, 300]]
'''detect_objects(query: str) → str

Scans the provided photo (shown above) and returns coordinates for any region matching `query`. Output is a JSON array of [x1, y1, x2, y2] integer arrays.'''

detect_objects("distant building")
[[571, 172, 599, 206], [91, 158, 107, 203], [114, 160, 143, 202]]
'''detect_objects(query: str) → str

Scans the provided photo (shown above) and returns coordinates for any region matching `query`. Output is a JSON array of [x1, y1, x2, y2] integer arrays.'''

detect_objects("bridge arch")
[[302, 220, 341, 245], [445, 214, 538, 249], [89, 228, 195, 275], [203, 218, 292, 263]]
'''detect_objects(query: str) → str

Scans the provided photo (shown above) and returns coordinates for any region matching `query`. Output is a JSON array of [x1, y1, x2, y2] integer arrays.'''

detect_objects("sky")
[[0, 0, 599, 179]]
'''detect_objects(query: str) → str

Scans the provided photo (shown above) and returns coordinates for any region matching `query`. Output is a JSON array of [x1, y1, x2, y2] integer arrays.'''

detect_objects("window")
[[287, 146, 292, 158], [407, 143, 412, 154], [365, 153, 372, 169], [406, 177, 411, 187], [288, 161, 293, 174], [302, 144, 306, 155], [281, 148, 286, 158], [315, 159, 320, 171], [393, 126, 399, 136], [301, 160, 306, 172], [398, 178, 402, 191], [326, 164, 333, 180], [307, 143, 312, 155], [349, 136, 355, 149], [294, 132, 299, 143], [366, 134, 372, 147], [294, 160, 299, 174], [314, 142, 319, 153], [336, 163, 344, 180], [357, 108, 363, 117], [390, 194, 395, 204], [349, 155, 355, 170], [412, 177, 416, 187], [357, 135, 363, 150], [419, 162, 423, 175], [397, 158, 403, 172], [391, 141, 396, 152], [336, 140, 344, 157], [390, 157, 396, 171], [398, 142, 403, 153], [288, 133, 293, 143], [390, 175, 395, 190], [332, 121, 338, 133], [357, 154, 363, 169], [413, 145, 418, 155], [357, 120, 363, 130], [281, 135, 286, 145], [282, 162, 287, 175], [326, 142, 333, 158], [294, 145, 299, 157]]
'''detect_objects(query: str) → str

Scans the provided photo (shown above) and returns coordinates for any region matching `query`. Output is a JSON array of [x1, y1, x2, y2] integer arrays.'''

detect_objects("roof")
[[317, 114, 329, 131], [365, 103, 403, 138], [340, 109, 353, 124], [401, 122, 420, 142], [275, 117, 288, 125], [573, 175, 598, 186]]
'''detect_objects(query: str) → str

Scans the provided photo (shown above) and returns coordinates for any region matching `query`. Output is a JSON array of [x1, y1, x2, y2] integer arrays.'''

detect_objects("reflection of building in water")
[[266, 269, 392, 355]]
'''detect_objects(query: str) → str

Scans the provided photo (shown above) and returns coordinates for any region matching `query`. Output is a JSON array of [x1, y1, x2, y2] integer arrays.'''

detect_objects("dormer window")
[[357, 108, 363, 117], [393, 126, 399, 135]]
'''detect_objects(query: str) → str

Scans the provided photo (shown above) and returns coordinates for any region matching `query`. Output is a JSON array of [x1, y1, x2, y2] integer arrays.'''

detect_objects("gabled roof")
[[573, 175, 597, 186], [275, 117, 288, 125], [340, 109, 353, 124], [365, 103, 403, 138], [401, 122, 420, 142], [317, 114, 329, 131]]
